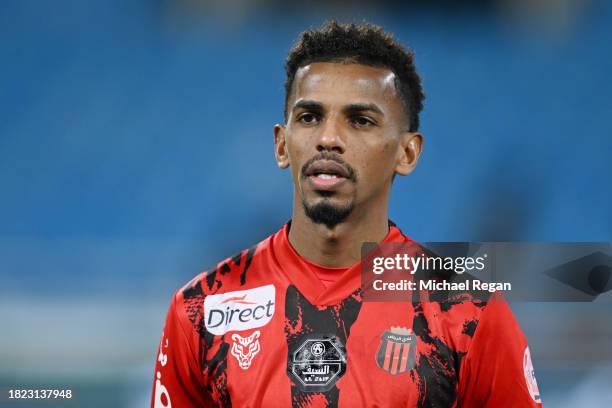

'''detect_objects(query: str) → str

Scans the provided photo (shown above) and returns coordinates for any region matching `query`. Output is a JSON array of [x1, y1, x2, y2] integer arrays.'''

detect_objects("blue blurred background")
[[1, 0, 611, 406]]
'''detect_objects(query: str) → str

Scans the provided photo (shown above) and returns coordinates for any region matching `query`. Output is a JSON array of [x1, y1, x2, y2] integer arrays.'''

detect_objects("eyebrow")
[[292, 100, 323, 113], [292, 100, 384, 116], [343, 103, 383, 116]]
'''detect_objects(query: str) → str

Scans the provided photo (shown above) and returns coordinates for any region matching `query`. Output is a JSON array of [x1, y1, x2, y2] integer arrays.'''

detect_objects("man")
[[151, 21, 542, 407]]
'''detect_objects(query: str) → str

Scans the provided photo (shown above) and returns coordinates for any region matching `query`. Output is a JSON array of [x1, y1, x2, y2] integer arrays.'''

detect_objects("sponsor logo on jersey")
[[288, 334, 347, 392], [204, 285, 275, 335], [154, 371, 172, 408], [154, 332, 172, 408], [376, 326, 417, 375], [523, 346, 541, 403], [231, 330, 261, 369]]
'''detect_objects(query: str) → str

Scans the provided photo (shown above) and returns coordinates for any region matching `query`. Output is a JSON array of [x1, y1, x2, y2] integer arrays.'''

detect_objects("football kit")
[[151, 222, 542, 407]]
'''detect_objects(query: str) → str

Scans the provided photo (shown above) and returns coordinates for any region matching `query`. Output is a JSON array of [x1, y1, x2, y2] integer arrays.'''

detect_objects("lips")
[[305, 161, 351, 179], [304, 160, 353, 191]]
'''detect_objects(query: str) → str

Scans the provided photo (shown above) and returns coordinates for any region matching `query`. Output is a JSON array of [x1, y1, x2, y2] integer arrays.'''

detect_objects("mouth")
[[304, 160, 353, 191]]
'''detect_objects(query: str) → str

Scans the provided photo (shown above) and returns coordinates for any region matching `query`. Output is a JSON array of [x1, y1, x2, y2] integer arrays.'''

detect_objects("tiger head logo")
[[231, 330, 261, 369]]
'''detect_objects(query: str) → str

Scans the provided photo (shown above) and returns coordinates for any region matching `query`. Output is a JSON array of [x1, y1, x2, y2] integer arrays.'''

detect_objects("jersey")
[[151, 222, 542, 407]]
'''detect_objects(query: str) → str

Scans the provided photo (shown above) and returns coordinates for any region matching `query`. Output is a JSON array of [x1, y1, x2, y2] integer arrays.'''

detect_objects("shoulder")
[[169, 230, 278, 335]]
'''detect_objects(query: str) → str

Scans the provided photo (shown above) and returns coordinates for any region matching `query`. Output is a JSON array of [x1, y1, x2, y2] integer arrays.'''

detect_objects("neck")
[[288, 196, 390, 268]]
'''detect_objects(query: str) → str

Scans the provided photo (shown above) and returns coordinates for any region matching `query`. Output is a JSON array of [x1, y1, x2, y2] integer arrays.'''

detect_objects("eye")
[[350, 116, 375, 128], [297, 113, 320, 125]]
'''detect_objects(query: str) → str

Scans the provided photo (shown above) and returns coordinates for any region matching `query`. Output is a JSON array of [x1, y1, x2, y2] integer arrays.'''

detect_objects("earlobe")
[[274, 124, 290, 169], [395, 132, 423, 176]]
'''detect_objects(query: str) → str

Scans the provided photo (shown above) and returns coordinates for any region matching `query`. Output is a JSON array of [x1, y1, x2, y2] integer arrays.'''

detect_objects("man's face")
[[275, 62, 421, 228]]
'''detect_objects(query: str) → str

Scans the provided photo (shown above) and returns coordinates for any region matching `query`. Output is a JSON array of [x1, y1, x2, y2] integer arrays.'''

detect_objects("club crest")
[[376, 327, 417, 375], [231, 330, 261, 369]]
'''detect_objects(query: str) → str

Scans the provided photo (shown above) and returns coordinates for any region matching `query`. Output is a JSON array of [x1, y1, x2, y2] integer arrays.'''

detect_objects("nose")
[[316, 115, 346, 154]]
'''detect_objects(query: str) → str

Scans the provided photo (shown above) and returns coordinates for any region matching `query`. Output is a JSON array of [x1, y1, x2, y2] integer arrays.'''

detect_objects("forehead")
[[290, 62, 401, 109]]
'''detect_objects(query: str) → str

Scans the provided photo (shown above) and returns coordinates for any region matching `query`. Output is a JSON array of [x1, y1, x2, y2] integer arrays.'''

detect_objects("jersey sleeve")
[[151, 292, 215, 408], [457, 294, 543, 407]]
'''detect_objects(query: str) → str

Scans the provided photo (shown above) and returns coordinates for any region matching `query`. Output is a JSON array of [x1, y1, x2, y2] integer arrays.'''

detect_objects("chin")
[[302, 196, 355, 229], [308, 193, 348, 207]]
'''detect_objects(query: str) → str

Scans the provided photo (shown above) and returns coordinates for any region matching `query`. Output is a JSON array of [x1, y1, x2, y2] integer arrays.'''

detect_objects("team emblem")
[[288, 334, 347, 392], [376, 327, 417, 375], [231, 330, 261, 369]]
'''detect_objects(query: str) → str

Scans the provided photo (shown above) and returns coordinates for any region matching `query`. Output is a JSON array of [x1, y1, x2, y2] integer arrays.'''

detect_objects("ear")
[[274, 124, 290, 169], [395, 132, 423, 176]]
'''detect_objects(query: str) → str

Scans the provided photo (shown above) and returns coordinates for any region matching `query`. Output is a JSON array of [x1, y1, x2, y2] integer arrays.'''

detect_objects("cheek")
[[285, 129, 313, 158], [381, 135, 399, 153], [359, 140, 398, 178], [284, 135, 301, 163], [381, 138, 400, 166], [285, 136, 310, 178]]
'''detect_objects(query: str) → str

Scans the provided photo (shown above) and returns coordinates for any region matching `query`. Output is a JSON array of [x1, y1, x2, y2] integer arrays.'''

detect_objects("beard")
[[302, 195, 355, 229], [299, 151, 358, 228]]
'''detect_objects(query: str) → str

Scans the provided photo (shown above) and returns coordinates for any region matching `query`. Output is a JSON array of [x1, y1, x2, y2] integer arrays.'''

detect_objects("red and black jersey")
[[151, 222, 542, 407]]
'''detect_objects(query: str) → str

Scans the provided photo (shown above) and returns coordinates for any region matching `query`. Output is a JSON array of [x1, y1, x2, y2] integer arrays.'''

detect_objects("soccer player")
[[151, 21, 542, 407]]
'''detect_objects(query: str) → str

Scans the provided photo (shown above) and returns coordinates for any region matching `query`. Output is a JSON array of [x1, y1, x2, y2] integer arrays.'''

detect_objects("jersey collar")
[[271, 220, 410, 305]]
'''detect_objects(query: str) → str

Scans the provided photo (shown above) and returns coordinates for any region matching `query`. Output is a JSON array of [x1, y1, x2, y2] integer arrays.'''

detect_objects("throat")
[[287, 213, 389, 268]]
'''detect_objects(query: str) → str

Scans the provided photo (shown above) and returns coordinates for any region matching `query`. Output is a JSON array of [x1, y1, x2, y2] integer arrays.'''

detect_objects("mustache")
[[300, 152, 357, 182]]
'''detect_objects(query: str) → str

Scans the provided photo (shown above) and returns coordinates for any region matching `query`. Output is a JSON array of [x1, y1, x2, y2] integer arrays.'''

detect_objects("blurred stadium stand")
[[0, 0, 610, 406]]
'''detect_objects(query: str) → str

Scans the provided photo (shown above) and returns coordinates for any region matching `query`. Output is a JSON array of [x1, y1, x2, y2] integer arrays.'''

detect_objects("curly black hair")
[[285, 21, 425, 132]]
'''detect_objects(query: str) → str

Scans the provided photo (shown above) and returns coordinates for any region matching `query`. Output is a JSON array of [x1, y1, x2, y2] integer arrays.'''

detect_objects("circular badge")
[[311, 342, 325, 356]]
